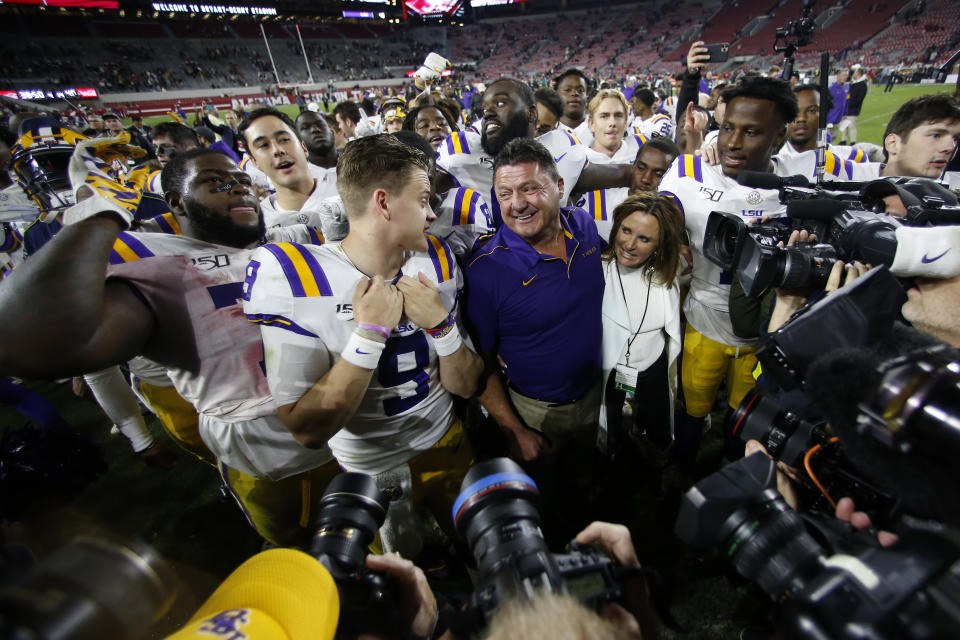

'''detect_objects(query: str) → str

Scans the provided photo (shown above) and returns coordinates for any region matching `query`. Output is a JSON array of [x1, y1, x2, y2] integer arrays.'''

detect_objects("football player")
[[658, 77, 796, 479], [630, 89, 675, 140], [552, 69, 591, 140], [295, 110, 337, 169], [242, 135, 483, 554], [0, 144, 336, 547], [240, 108, 339, 232]]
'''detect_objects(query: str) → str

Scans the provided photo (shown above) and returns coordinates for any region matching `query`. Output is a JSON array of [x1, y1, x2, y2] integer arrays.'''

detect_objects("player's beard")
[[183, 197, 265, 249], [481, 110, 531, 157]]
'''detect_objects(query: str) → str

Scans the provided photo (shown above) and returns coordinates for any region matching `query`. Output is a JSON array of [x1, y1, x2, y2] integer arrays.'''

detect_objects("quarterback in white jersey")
[[240, 135, 482, 550], [242, 237, 464, 475]]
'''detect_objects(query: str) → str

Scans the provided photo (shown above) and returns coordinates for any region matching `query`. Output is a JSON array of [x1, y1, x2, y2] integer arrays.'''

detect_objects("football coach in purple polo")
[[464, 138, 604, 539]]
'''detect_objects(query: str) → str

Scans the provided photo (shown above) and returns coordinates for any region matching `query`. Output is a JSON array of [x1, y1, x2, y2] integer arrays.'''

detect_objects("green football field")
[[135, 82, 956, 146]]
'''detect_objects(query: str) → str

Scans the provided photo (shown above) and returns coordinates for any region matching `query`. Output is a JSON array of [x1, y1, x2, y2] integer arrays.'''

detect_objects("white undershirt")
[[605, 260, 668, 372]]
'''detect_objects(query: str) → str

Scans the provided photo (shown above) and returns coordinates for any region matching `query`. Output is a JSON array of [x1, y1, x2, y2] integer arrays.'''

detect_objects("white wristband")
[[430, 323, 463, 357], [63, 192, 135, 228], [341, 331, 386, 369], [116, 417, 155, 453]]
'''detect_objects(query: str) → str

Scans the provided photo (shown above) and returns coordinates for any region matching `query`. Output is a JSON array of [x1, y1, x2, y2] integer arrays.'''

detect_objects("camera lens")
[[727, 389, 823, 469], [309, 472, 389, 571], [452, 458, 547, 577], [777, 245, 836, 291]]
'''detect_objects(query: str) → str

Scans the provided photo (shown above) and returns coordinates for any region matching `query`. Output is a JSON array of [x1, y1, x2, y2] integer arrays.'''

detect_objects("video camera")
[[675, 451, 960, 639], [677, 342, 960, 639], [448, 457, 641, 632], [702, 176, 960, 298]]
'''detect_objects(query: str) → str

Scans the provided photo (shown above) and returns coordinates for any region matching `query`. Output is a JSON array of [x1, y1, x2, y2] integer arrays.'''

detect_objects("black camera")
[[703, 199, 899, 297], [451, 458, 632, 627], [675, 452, 960, 640], [308, 472, 400, 637], [728, 389, 900, 527]]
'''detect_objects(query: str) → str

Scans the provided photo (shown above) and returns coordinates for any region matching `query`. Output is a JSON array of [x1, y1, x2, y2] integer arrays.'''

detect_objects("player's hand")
[[363, 553, 438, 639], [825, 259, 870, 293], [66, 133, 144, 225], [683, 102, 708, 133], [695, 139, 719, 165], [396, 272, 449, 330], [686, 40, 710, 74], [137, 441, 179, 470], [353, 275, 403, 329], [835, 497, 899, 547]]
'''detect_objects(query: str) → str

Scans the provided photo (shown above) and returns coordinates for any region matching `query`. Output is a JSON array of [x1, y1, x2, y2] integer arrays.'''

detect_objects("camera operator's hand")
[[364, 553, 438, 639], [767, 229, 819, 332], [686, 41, 710, 74], [745, 440, 801, 510], [835, 497, 899, 548], [824, 259, 869, 293], [576, 522, 656, 640]]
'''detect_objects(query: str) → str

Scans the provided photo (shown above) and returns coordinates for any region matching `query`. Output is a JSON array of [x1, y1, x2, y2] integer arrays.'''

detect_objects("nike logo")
[[522, 276, 537, 286], [554, 153, 567, 163], [356, 348, 372, 355], [921, 249, 950, 263]]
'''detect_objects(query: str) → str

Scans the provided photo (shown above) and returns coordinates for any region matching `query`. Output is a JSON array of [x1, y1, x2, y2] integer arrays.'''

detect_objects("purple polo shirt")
[[464, 206, 605, 403]]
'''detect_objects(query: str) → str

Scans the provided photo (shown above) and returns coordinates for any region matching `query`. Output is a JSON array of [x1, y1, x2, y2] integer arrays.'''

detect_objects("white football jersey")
[[106, 211, 332, 479], [432, 187, 495, 259], [578, 134, 647, 239], [772, 147, 880, 183], [260, 170, 340, 230], [239, 156, 274, 192], [632, 113, 675, 140], [436, 129, 589, 225], [242, 236, 465, 475], [658, 155, 784, 347]]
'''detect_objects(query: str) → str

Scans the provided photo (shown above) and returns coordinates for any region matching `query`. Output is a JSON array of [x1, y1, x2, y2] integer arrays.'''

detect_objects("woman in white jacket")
[[599, 193, 684, 454]]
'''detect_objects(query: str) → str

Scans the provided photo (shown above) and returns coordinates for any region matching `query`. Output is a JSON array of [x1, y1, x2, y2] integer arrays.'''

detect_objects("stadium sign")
[[1, 88, 99, 100], [150, 2, 277, 15]]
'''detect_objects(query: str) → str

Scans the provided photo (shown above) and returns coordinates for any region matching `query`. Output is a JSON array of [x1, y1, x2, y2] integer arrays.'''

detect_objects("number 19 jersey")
[[241, 236, 464, 475]]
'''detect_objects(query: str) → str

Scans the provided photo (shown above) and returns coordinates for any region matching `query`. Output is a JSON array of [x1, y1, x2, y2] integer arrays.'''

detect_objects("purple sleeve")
[[463, 263, 499, 356]]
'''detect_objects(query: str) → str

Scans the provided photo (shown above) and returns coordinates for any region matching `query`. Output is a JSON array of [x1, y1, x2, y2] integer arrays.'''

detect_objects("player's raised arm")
[[0, 137, 156, 378]]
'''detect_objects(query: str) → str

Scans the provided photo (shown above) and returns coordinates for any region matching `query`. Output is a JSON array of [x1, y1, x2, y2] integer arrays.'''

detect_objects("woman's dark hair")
[[602, 193, 684, 288]]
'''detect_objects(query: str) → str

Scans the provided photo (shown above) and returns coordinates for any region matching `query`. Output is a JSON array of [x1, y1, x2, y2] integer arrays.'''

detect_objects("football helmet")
[[9, 116, 87, 221]]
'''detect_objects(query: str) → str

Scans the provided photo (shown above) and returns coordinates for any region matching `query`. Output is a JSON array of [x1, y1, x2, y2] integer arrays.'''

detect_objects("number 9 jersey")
[[241, 236, 464, 476]]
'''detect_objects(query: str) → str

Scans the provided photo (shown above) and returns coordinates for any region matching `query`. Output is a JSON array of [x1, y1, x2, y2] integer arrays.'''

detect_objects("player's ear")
[[884, 132, 901, 159], [773, 123, 787, 151], [300, 139, 308, 156], [165, 190, 185, 214], [373, 187, 390, 221], [556, 177, 564, 201]]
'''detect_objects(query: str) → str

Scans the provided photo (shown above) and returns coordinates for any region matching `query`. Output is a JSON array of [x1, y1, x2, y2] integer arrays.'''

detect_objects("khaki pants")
[[507, 380, 602, 443]]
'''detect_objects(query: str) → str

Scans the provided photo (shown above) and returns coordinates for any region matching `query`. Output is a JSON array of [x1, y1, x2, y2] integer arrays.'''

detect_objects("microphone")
[[166, 548, 339, 640], [737, 171, 811, 189]]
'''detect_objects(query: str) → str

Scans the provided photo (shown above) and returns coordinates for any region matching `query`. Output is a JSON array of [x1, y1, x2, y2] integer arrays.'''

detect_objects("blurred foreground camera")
[[676, 452, 960, 639], [451, 458, 633, 629], [0, 536, 177, 640], [309, 472, 399, 637]]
